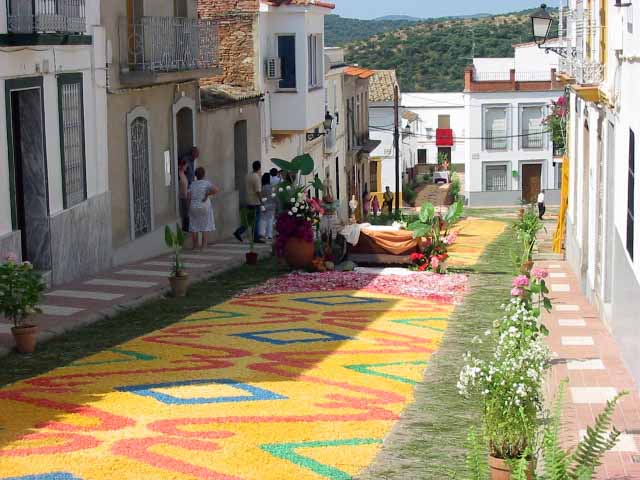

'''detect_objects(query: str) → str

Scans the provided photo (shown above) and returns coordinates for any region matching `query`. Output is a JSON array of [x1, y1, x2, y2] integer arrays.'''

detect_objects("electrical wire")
[[368, 125, 552, 141]]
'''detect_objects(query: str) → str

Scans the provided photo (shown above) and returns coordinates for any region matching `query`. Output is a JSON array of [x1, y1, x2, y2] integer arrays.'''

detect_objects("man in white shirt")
[[537, 190, 546, 220], [270, 168, 281, 186]]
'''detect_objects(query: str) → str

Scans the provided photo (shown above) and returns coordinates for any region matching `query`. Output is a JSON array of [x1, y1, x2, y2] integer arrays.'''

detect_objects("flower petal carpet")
[[0, 219, 503, 480]]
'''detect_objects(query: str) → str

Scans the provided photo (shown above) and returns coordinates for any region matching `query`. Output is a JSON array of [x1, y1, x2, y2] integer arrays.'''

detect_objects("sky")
[[332, 0, 541, 20]]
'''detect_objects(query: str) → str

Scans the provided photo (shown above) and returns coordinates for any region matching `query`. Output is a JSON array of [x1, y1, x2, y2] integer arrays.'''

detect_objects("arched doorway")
[[172, 97, 196, 212]]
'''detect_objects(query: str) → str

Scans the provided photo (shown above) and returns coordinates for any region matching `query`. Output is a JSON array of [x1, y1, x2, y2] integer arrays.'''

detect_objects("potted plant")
[[512, 207, 543, 274], [272, 154, 323, 269], [0, 253, 46, 353], [164, 224, 188, 297], [241, 207, 259, 265]]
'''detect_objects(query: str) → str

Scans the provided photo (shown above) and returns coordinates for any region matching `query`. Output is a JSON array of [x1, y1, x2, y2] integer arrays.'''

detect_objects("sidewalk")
[[539, 259, 640, 479], [0, 240, 272, 356]]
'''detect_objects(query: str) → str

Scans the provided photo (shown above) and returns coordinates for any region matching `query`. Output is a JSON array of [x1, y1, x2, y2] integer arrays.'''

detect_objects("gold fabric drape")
[[552, 155, 570, 253]]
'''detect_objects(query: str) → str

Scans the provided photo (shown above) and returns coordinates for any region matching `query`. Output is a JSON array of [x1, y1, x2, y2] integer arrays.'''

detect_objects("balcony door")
[[5, 77, 52, 272], [127, 0, 144, 70]]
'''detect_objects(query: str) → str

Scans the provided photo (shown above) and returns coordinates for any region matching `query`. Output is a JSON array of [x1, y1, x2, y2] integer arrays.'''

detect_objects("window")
[[485, 165, 509, 192], [127, 107, 153, 239], [57, 73, 86, 209], [307, 33, 323, 89], [278, 34, 296, 89], [484, 106, 508, 150], [628, 129, 636, 259], [438, 115, 451, 129], [417, 149, 427, 164], [520, 105, 545, 150]]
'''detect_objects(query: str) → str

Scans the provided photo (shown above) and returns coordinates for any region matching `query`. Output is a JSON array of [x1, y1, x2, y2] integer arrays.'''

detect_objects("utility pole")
[[393, 84, 400, 214]]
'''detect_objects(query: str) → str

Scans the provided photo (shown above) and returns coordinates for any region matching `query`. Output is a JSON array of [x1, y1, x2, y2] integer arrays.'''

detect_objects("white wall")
[[473, 58, 514, 73], [514, 43, 559, 73]]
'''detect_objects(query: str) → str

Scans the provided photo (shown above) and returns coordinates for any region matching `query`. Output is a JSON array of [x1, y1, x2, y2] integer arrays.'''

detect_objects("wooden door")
[[522, 164, 542, 204]]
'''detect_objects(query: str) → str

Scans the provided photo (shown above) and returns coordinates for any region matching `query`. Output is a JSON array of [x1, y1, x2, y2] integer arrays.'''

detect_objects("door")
[[594, 117, 605, 300], [129, 116, 152, 238], [234, 121, 248, 204], [522, 163, 542, 204], [6, 78, 51, 271]]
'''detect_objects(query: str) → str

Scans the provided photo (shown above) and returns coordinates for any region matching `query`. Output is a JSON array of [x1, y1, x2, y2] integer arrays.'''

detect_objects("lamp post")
[[306, 112, 335, 141], [530, 4, 574, 57]]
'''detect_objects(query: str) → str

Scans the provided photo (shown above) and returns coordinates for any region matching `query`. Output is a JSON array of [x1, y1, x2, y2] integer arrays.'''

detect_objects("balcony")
[[485, 130, 509, 151], [119, 16, 219, 86], [521, 128, 546, 150], [3, 0, 89, 45]]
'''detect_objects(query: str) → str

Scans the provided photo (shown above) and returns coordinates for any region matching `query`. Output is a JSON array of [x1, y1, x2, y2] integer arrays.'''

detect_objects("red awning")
[[436, 128, 454, 147]]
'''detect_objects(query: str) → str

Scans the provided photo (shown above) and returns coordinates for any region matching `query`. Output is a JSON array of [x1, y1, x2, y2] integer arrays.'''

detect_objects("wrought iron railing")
[[521, 128, 546, 150], [574, 58, 604, 85], [8, 0, 86, 34], [485, 130, 509, 151], [120, 16, 218, 73]]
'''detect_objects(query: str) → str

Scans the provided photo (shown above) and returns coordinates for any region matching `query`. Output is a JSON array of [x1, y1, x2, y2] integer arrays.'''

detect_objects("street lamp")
[[531, 4, 553, 46], [306, 112, 334, 141], [530, 4, 574, 57]]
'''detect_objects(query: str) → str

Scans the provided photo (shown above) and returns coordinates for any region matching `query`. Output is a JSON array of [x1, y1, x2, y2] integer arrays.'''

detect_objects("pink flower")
[[4, 252, 18, 263], [511, 287, 525, 297], [430, 256, 440, 270], [512, 275, 529, 288], [445, 231, 458, 245], [531, 268, 549, 281]]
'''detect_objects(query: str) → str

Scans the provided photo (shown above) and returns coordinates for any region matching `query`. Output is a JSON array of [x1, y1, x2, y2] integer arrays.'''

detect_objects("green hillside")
[[326, 8, 556, 92]]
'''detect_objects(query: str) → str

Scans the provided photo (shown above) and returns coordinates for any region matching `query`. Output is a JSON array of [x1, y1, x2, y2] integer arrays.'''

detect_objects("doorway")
[[234, 121, 248, 203], [521, 163, 542, 204], [5, 77, 51, 271], [176, 107, 194, 162]]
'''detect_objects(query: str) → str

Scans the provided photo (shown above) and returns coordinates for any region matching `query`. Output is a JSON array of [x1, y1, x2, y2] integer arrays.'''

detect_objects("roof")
[[368, 70, 398, 103], [200, 85, 263, 110], [344, 66, 376, 79], [262, 0, 335, 9]]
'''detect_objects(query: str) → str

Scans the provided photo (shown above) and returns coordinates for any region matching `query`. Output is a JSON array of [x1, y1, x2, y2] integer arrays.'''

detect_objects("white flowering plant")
[[458, 297, 551, 460]]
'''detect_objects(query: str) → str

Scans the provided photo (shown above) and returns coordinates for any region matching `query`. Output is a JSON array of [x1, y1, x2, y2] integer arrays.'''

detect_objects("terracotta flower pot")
[[12, 324, 38, 354], [284, 237, 315, 269], [246, 251, 259, 265], [169, 274, 189, 297], [488, 456, 534, 480]]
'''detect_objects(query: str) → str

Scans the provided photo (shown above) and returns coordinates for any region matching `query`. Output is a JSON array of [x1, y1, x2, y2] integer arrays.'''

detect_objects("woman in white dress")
[[188, 167, 219, 250]]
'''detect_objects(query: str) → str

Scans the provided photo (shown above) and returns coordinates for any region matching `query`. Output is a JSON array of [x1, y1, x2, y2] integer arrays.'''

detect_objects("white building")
[[257, 0, 333, 174], [0, 0, 110, 285], [464, 44, 563, 206], [557, 0, 640, 383], [401, 92, 467, 174]]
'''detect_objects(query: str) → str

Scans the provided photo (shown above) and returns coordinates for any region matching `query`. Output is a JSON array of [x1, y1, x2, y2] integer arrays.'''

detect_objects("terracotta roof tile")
[[368, 70, 398, 103], [200, 85, 263, 110], [345, 66, 376, 79]]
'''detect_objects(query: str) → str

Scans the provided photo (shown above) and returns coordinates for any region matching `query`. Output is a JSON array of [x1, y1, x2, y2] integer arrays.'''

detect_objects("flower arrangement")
[[544, 95, 567, 156], [409, 251, 449, 274], [272, 155, 324, 260], [0, 253, 46, 328]]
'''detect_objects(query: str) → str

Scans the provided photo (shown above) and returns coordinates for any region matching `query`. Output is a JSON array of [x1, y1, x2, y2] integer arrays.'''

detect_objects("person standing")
[[181, 146, 200, 185], [371, 195, 380, 217], [270, 168, 281, 186], [178, 158, 190, 232], [188, 167, 219, 250], [362, 187, 371, 218], [260, 173, 276, 240], [234, 161, 264, 243], [382, 186, 394, 215], [537, 189, 546, 220]]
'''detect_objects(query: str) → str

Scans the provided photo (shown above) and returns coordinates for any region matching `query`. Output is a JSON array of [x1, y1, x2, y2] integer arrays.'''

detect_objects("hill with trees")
[[326, 8, 556, 92]]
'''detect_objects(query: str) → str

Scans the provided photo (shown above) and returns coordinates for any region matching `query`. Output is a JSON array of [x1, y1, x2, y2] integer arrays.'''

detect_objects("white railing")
[[515, 71, 552, 82], [574, 58, 604, 85], [473, 71, 511, 82], [8, 0, 86, 34], [120, 16, 219, 73]]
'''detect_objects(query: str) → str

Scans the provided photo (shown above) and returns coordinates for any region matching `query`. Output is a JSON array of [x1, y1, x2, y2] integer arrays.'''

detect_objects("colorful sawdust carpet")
[[0, 219, 504, 480]]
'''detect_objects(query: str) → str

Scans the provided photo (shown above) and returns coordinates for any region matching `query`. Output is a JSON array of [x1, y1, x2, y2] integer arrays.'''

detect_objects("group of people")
[[360, 186, 395, 218], [233, 161, 284, 244]]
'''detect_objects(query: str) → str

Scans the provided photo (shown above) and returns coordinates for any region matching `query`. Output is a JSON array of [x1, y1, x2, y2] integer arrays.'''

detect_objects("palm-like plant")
[[164, 224, 186, 278]]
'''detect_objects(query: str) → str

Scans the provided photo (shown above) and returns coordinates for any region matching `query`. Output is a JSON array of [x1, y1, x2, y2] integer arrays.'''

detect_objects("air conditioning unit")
[[266, 57, 282, 80]]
